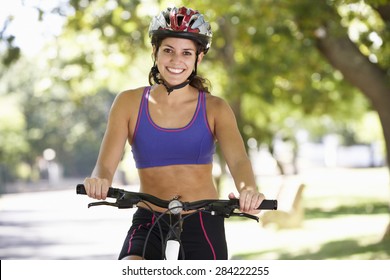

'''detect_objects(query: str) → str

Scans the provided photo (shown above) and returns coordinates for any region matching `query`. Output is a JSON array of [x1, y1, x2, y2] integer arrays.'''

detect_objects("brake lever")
[[230, 212, 260, 222], [88, 198, 140, 209], [88, 201, 119, 208]]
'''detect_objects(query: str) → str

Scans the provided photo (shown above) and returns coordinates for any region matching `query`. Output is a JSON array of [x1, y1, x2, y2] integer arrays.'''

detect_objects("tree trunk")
[[315, 29, 390, 240]]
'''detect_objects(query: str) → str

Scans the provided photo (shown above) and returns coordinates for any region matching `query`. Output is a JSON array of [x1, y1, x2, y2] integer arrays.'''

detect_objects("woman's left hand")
[[228, 188, 265, 214]]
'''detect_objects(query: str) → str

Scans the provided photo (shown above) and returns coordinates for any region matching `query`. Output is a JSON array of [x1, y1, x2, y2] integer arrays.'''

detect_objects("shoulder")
[[116, 86, 146, 102], [108, 86, 148, 118], [205, 93, 234, 116], [111, 87, 147, 109]]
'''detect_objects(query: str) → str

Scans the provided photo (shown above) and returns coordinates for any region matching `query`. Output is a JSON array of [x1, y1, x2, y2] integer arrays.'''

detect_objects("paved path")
[[0, 187, 129, 259], [0, 185, 270, 260]]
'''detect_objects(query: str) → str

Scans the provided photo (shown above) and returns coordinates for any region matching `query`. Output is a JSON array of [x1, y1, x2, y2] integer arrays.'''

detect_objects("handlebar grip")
[[76, 184, 118, 198], [258, 199, 278, 210], [76, 184, 87, 195]]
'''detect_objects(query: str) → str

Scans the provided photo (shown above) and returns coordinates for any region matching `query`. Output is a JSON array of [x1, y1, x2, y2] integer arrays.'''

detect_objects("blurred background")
[[0, 0, 389, 260]]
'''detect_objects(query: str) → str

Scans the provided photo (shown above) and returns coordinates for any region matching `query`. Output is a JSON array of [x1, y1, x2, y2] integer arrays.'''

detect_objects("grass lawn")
[[224, 167, 390, 260]]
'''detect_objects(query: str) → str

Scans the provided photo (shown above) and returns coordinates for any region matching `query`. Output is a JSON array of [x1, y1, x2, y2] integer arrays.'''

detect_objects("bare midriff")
[[137, 164, 218, 213]]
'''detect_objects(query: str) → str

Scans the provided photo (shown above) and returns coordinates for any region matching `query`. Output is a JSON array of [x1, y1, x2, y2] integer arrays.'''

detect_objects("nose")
[[169, 52, 181, 63]]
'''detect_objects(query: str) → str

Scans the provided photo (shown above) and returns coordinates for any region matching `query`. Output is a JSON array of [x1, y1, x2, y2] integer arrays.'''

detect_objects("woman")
[[83, 6, 265, 260]]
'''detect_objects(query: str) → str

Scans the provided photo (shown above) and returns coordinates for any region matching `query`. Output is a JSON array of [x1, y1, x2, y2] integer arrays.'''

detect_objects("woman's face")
[[154, 37, 204, 87]]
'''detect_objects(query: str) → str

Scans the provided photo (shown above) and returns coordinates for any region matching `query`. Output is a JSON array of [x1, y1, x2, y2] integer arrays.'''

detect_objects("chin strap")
[[151, 53, 199, 95], [152, 66, 195, 94]]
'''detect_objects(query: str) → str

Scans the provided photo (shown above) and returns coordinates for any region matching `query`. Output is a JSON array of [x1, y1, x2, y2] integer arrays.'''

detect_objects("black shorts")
[[118, 207, 228, 260]]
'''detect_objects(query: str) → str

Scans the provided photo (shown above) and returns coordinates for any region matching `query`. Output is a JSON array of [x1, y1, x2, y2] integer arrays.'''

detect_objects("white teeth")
[[167, 67, 184, 74]]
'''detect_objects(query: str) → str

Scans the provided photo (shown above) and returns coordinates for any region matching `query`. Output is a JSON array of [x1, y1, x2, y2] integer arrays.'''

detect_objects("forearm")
[[91, 163, 116, 185], [227, 157, 265, 213], [89, 126, 127, 185], [228, 157, 258, 193]]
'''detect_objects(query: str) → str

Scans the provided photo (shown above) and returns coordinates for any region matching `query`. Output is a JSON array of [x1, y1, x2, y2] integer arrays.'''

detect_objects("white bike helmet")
[[149, 7, 212, 54]]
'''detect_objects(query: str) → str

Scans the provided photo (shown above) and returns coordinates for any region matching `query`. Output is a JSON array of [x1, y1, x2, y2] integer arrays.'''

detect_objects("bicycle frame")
[[76, 184, 277, 260]]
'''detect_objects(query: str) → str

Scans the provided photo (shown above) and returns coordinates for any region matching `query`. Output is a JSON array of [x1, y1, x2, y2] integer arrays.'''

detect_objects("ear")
[[152, 46, 157, 61], [197, 52, 205, 65]]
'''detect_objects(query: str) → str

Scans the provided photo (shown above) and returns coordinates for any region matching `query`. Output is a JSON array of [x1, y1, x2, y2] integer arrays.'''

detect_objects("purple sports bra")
[[131, 87, 215, 169]]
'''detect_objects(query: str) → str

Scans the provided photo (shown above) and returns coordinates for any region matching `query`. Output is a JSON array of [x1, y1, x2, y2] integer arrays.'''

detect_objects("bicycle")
[[76, 184, 277, 260]]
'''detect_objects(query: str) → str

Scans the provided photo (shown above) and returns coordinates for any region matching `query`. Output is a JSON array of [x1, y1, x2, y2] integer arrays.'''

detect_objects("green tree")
[[184, 0, 390, 238], [186, 0, 380, 156]]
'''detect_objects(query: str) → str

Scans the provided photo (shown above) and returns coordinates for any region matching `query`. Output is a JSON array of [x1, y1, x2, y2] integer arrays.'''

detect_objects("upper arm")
[[211, 97, 248, 167]]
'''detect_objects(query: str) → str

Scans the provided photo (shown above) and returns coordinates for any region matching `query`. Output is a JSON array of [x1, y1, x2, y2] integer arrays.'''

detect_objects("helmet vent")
[[164, 14, 170, 25], [177, 15, 184, 27]]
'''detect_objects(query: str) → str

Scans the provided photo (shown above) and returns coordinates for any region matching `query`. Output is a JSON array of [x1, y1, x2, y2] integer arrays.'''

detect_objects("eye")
[[183, 51, 193, 56], [163, 48, 173, 53]]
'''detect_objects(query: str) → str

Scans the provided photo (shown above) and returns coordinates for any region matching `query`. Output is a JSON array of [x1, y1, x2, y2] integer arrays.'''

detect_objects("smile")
[[167, 67, 185, 74]]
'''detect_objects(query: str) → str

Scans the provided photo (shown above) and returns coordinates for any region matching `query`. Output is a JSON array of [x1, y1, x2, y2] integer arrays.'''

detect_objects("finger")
[[83, 178, 91, 197], [101, 179, 109, 200], [86, 178, 97, 199], [95, 180, 103, 200], [101, 185, 107, 200], [89, 182, 95, 199], [240, 192, 251, 212], [245, 194, 254, 212], [251, 193, 265, 211], [228, 192, 237, 199]]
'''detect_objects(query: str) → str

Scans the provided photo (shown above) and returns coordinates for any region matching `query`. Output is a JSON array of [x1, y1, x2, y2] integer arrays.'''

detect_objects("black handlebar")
[[77, 184, 176, 209], [76, 184, 277, 212]]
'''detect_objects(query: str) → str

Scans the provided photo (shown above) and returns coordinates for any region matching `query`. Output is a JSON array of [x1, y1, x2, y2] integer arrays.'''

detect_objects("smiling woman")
[[83, 6, 268, 260]]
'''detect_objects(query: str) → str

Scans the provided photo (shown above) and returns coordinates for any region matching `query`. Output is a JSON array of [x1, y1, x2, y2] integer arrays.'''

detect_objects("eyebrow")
[[162, 44, 196, 52]]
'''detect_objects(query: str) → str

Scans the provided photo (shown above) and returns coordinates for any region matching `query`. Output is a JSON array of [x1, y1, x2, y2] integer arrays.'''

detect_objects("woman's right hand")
[[83, 177, 110, 200]]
